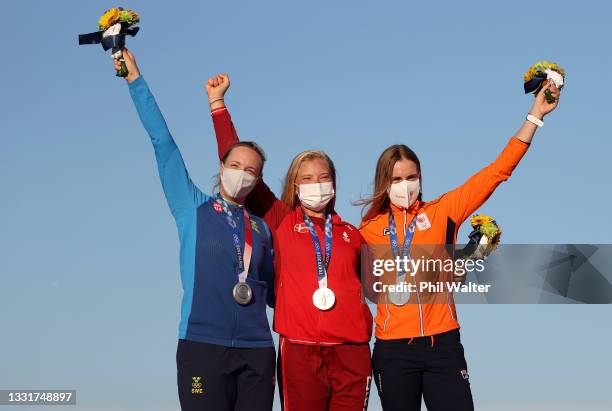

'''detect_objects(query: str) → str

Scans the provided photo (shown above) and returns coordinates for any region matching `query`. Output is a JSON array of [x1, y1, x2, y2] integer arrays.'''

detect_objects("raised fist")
[[205, 74, 230, 102]]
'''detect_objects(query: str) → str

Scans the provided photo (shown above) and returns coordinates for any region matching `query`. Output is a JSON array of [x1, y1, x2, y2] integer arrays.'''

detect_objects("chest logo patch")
[[342, 231, 350, 243], [213, 202, 223, 213], [294, 223, 309, 234], [250, 219, 261, 234], [416, 213, 431, 231]]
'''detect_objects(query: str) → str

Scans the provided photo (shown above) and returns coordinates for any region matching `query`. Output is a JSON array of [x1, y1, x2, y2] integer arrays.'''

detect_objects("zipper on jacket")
[[315, 221, 325, 343], [446, 287, 457, 321], [230, 210, 242, 347], [412, 270, 425, 336], [231, 302, 238, 347], [405, 209, 425, 337], [317, 309, 322, 344]]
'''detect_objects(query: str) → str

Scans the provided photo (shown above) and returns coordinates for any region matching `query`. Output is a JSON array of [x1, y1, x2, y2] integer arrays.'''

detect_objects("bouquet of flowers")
[[524, 61, 565, 104], [460, 215, 502, 260], [78, 7, 140, 77]]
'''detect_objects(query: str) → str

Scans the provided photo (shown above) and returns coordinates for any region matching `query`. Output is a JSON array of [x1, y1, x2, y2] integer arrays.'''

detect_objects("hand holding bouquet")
[[464, 215, 502, 260], [79, 7, 140, 77], [524, 61, 565, 104], [113, 48, 140, 84]]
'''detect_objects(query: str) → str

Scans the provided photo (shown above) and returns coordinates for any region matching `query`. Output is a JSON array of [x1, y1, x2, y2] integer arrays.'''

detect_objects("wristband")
[[526, 114, 544, 127], [209, 98, 224, 105]]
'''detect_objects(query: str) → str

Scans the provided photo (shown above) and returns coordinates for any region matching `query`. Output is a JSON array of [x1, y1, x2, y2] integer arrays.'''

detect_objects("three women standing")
[[114, 47, 560, 411]]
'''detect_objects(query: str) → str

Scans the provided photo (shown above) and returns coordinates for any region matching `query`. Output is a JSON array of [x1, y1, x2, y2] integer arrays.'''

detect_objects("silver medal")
[[388, 289, 410, 306], [388, 278, 411, 306], [233, 282, 253, 305]]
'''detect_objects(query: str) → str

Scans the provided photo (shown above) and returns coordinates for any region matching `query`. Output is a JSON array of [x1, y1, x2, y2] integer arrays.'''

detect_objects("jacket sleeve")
[[211, 107, 291, 230], [129, 76, 208, 218], [358, 228, 383, 304], [261, 222, 276, 308], [442, 137, 530, 225]]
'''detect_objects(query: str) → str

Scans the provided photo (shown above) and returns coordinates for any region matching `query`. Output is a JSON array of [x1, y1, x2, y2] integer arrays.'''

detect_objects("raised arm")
[[119, 49, 208, 218], [205, 74, 291, 230], [443, 81, 561, 224]]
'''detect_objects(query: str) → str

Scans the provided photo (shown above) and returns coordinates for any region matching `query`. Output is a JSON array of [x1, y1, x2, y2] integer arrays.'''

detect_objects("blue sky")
[[1, 1, 611, 410]]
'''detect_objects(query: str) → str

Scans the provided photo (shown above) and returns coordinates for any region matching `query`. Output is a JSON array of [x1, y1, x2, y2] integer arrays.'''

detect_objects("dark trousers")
[[372, 329, 474, 411], [176, 339, 275, 411]]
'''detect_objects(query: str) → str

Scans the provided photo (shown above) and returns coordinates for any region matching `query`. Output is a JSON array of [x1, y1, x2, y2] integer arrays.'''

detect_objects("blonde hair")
[[281, 150, 337, 213]]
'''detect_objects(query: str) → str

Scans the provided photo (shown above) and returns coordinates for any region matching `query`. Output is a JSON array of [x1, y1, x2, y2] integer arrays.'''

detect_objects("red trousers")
[[278, 337, 372, 411]]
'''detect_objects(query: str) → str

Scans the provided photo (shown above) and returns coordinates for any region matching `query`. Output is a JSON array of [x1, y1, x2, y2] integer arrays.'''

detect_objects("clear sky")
[[1, 1, 611, 410]]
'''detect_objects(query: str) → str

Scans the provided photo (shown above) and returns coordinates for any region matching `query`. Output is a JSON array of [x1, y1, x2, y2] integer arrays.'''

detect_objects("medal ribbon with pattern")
[[388, 212, 417, 286], [216, 195, 253, 283], [302, 211, 336, 310], [302, 212, 333, 287]]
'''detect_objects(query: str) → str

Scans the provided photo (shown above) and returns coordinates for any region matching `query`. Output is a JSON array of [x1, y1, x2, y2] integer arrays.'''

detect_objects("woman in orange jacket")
[[359, 82, 561, 411]]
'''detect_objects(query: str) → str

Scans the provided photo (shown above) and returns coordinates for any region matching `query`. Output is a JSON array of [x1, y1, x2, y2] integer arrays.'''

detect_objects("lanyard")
[[302, 212, 333, 288], [388, 211, 416, 280], [216, 195, 253, 283]]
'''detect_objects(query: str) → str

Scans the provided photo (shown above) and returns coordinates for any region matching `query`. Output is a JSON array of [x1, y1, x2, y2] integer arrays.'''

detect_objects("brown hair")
[[357, 144, 422, 221], [221, 141, 267, 173], [280, 150, 337, 212]]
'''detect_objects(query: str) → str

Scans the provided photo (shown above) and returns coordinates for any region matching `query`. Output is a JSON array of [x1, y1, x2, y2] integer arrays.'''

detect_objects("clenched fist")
[[206, 74, 230, 109]]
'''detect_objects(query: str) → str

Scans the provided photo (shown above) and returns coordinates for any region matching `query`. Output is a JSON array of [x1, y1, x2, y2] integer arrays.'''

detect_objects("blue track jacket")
[[128, 76, 275, 348]]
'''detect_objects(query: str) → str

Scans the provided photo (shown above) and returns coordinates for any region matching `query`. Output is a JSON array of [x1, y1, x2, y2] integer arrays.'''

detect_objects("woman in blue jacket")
[[113, 48, 276, 411]]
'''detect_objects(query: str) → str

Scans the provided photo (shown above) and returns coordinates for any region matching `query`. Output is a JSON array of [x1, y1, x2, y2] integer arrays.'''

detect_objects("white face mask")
[[388, 179, 420, 209], [297, 182, 335, 212], [220, 165, 258, 200]]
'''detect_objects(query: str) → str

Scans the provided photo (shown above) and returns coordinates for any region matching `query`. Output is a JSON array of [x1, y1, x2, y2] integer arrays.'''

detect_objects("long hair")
[[280, 150, 337, 213], [357, 144, 422, 221]]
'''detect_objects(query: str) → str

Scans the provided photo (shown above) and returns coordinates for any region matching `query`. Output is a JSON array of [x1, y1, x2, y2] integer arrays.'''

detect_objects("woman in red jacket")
[[206, 74, 373, 411]]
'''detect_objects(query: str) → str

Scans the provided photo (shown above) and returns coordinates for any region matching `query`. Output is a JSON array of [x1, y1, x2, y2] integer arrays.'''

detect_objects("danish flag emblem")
[[294, 223, 309, 233]]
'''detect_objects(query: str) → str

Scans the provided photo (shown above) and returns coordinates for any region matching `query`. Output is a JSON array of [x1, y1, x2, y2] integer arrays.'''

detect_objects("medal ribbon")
[[216, 195, 253, 283], [388, 212, 417, 284], [302, 212, 333, 289]]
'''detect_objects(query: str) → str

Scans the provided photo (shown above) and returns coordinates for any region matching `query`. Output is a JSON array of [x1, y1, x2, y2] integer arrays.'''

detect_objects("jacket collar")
[[389, 200, 422, 217], [296, 206, 342, 225]]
